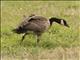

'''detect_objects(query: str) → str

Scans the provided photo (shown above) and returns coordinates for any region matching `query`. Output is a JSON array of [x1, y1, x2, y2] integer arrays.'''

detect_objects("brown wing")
[[21, 16, 49, 32], [23, 22, 43, 32]]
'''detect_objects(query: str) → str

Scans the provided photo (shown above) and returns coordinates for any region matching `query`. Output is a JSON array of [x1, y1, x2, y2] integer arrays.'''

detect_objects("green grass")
[[1, 1, 80, 60]]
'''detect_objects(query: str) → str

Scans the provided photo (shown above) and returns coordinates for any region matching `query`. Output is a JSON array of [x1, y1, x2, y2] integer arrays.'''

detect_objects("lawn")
[[1, 1, 80, 60]]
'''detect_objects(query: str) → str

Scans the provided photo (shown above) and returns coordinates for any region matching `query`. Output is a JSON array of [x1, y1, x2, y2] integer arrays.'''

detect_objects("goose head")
[[49, 17, 69, 27]]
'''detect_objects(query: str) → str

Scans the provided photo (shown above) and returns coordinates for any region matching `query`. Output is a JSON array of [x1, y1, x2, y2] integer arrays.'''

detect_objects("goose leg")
[[36, 34, 41, 45], [37, 36, 40, 44], [36, 36, 40, 47], [20, 33, 28, 44]]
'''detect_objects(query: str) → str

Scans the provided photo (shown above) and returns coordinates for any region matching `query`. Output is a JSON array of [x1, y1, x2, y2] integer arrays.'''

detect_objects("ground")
[[1, 1, 80, 60]]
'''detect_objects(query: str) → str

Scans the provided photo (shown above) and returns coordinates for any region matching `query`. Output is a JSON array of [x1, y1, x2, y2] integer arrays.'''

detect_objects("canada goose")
[[12, 14, 69, 44]]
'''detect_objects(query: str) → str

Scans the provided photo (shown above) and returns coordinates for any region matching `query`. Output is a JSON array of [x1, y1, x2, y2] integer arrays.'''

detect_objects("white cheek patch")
[[61, 20, 64, 25]]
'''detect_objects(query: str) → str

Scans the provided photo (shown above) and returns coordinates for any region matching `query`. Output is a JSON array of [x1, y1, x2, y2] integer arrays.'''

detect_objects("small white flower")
[[20, 8, 22, 10]]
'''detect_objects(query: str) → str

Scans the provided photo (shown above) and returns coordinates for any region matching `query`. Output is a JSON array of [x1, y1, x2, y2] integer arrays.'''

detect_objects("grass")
[[1, 1, 80, 60]]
